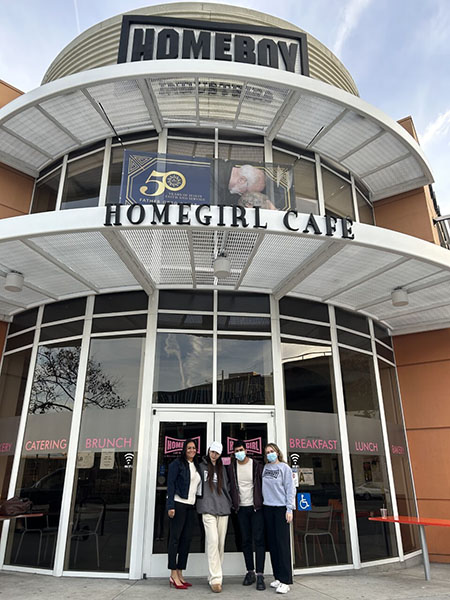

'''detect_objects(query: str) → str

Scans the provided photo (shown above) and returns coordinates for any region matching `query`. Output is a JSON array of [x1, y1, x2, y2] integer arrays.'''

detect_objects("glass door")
[[144, 409, 274, 577]]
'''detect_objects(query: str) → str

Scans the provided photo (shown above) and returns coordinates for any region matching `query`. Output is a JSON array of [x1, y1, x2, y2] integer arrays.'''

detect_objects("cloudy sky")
[[1, 0, 449, 213]]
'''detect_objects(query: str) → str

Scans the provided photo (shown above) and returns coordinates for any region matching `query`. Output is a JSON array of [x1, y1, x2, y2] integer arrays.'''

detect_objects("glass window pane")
[[279, 297, 329, 323], [374, 323, 392, 347], [218, 143, 264, 162], [217, 315, 270, 332], [272, 150, 318, 213], [94, 291, 148, 314], [9, 308, 38, 335], [153, 333, 213, 403], [5, 341, 80, 569], [282, 340, 351, 566], [280, 319, 330, 341], [338, 330, 371, 352], [5, 330, 35, 352], [357, 190, 374, 225], [91, 314, 147, 333], [218, 292, 270, 313], [379, 360, 419, 553], [0, 349, 32, 539], [335, 308, 369, 334], [43, 298, 86, 323], [106, 141, 158, 204], [376, 343, 395, 363], [158, 290, 213, 311], [323, 169, 355, 220], [217, 335, 273, 405], [40, 321, 84, 342], [66, 335, 145, 572], [167, 139, 215, 158], [157, 313, 213, 330], [31, 169, 61, 214], [340, 348, 398, 561], [60, 152, 104, 210]]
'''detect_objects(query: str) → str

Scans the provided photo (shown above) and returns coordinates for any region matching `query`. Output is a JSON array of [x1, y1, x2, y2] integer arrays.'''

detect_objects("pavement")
[[2, 562, 450, 600]]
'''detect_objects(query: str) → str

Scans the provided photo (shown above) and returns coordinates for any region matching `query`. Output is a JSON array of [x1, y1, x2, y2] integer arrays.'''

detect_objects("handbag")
[[0, 496, 33, 517]]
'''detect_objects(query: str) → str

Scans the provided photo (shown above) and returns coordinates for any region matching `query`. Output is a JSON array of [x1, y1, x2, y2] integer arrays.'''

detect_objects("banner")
[[120, 151, 212, 205]]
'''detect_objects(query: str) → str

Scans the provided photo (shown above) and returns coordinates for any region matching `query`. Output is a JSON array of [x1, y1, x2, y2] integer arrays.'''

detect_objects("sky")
[[1, 0, 449, 213]]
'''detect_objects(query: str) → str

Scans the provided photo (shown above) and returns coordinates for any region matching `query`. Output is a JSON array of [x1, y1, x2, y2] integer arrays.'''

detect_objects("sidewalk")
[[1, 564, 450, 600]]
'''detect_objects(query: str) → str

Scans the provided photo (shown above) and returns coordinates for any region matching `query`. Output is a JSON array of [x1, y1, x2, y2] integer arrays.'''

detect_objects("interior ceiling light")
[[391, 287, 408, 307], [213, 253, 231, 279], [5, 271, 24, 293]]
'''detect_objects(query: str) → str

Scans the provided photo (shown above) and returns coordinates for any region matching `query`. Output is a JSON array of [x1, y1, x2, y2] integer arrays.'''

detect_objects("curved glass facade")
[[0, 291, 418, 574]]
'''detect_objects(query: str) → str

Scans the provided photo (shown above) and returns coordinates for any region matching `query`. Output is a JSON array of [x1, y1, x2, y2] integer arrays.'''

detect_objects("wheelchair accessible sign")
[[297, 493, 311, 511]]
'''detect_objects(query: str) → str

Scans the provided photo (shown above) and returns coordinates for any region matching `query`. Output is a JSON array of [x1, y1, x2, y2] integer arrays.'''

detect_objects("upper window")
[[60, 151, 104, 210], [323, 168, 354, 220], [31, 169, 61, 214]]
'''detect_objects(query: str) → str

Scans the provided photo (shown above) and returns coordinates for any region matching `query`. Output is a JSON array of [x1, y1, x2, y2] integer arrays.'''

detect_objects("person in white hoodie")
[[262, 442, 295, 595]]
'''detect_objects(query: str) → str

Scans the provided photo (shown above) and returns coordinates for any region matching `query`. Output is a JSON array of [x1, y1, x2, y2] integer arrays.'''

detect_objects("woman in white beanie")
[[196, 441, 232, 593]]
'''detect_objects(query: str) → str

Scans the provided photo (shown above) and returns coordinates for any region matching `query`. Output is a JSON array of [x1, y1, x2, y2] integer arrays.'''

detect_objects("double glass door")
[[145, 409, 274, 576]]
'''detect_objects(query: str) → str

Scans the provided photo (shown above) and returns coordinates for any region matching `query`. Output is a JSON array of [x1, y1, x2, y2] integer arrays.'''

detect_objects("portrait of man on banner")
[[218, 159, 295, 211], [119, 150, 212, 205]]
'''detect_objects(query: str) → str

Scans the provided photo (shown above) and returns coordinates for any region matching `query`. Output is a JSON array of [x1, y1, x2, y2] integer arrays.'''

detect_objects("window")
[[60, 152, 104, 210]]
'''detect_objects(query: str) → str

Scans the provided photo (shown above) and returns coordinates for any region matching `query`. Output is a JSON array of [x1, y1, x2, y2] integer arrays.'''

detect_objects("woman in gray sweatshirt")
[[262, 442, 295, 595], [196, 441, 232, 593]]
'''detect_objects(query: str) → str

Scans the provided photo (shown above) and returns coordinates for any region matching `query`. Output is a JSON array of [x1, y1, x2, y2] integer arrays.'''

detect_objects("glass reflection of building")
[[0, 1, 438, 580]]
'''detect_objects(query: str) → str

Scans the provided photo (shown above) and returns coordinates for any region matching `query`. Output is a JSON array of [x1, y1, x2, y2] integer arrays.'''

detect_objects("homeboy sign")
[[104, 203, 355, 239], [118, 16, 309, 76]]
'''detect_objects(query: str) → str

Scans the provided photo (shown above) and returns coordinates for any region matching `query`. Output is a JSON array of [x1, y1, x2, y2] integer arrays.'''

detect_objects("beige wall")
[[394, 330, 450, 562], [0, 79, 22, 108]]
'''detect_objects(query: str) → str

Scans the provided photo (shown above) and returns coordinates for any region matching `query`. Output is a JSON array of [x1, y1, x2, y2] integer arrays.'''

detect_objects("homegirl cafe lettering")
[[118, 16, 309, 76], [164, 435, 201, 455], [104, 203, 355, 240], [227, 437, 262, 455]]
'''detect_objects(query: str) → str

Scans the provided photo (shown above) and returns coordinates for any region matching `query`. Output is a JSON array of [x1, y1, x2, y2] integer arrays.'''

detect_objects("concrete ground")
[[1, 563, 450, 600]]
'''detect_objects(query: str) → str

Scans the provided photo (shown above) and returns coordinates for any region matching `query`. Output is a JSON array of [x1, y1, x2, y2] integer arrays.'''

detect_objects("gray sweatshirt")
[[262, 461, 296, 513], [196, 458, 232, 516]]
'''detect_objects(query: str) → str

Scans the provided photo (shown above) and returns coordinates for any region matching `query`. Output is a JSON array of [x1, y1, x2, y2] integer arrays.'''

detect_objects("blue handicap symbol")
[[297, 492, 311, 511]]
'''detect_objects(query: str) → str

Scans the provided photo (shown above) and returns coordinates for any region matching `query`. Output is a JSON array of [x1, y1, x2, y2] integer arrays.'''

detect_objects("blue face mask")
[[266, 452, 278, 463], [234, 450, 246, 462]]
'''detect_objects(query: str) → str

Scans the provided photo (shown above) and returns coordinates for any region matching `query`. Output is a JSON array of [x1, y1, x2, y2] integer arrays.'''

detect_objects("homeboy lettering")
[[104, 203, 355, 240], [118, 17, 309, 76]]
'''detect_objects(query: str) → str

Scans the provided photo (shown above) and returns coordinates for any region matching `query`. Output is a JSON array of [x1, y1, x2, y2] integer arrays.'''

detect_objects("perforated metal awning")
[[0, 61, 433, 201], [1, 208, 450, 336]]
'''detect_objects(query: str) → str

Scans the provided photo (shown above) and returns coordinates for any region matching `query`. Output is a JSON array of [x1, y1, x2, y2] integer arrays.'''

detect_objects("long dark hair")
[[181, 438, 198, 467], [205, 450, 224, 495]]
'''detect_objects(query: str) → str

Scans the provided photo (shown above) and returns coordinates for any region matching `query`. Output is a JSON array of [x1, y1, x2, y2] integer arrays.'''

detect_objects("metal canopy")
[[1, 208, 450, 336], [0, 61, 433, 200]]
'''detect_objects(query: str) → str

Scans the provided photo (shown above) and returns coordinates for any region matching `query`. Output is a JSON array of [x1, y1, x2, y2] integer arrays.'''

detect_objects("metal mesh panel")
[[333, 260, 442, 307], [87, 80, 153, 132], [0, 128, 48, 169], [40, 91, 111, 142], [191, 230, 216, 286], [386, 304, 450, 329], [236, 82, 290, 132], [242, 234, 325, 289], [0, 240, 89, 296], [344, 134, 408, 174], [220, 230, 261, 287], [6, 107, 75, 156], [377, 279, 450, 319], [297, 246, 403, 299], [315, 111, 381, 158], [29, 232, 138, 289], [364, 156, 423, 191], [278, 95, 344, 146], [150, 77, 197, 124]]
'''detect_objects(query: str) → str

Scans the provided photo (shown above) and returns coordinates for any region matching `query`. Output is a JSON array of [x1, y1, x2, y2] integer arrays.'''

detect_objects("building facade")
[[0, 2, 449, 579]]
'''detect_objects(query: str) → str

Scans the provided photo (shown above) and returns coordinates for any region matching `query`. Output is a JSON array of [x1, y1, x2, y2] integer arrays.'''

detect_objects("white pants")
[[202, 514, 229, 585]]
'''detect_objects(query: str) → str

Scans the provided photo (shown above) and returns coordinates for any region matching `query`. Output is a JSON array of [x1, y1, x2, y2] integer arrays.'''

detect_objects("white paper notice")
[[298, 467, 315, 485], [77, 451, 95, 469], [100, 450, 115, 470]]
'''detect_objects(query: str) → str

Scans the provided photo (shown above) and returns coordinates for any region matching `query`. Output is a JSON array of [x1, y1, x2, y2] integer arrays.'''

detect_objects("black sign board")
[[118, 15, 309, 76]]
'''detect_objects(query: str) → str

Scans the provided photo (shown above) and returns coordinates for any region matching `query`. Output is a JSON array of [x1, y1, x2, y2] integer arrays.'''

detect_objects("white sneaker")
[[276, 583, 290, 594], [270, 580, 281, 588]]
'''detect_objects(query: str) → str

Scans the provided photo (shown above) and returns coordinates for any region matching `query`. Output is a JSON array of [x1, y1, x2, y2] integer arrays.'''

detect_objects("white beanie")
[[209, 441, 223, 454]]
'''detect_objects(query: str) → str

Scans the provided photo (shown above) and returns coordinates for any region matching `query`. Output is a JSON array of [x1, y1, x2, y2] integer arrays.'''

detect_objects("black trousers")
[[167, 501, 196, 570], [263, 505, 293, 584], [237, 506, 265, 573]]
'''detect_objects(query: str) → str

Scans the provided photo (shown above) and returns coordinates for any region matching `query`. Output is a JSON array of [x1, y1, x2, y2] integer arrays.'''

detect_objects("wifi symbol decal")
[[124, 453, 134, 468], [291, 453, 300, 465]]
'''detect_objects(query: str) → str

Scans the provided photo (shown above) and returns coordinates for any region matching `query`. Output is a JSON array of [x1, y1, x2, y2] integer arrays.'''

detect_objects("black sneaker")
[[243, 571, 256, 586], [256, 575, 266, 591]]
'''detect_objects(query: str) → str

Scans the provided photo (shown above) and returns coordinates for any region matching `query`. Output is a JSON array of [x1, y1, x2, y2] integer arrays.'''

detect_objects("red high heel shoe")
[[169, 576, 187, 589], [180, 580, 192, 587]]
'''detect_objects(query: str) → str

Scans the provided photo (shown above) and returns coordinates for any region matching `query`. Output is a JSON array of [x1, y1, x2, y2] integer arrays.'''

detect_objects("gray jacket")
[[196, 457, 232, 516]]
